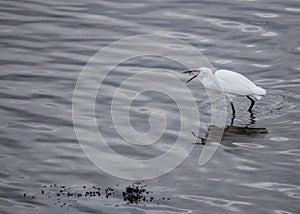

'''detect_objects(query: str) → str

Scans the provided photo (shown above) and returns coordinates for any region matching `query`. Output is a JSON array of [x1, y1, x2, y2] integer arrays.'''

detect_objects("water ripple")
[[285, 8, 300, 12], [0, 0, 300, 213], [278, 150, 300, 156], [275, 210, 294, 214], [180, 195, 253, 212], [254, 13, 279, 18], [232, 142, 265, 149], [240, 182, 300, 199]]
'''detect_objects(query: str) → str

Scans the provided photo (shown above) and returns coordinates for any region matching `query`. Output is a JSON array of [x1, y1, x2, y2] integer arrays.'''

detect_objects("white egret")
[[183, 67, 266, 116]]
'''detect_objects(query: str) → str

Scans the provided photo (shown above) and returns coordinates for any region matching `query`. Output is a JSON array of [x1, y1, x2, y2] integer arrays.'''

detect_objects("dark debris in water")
[[123, 182, 152, 204], [23, 182, 170, 208], [105, 187, 114, 198]]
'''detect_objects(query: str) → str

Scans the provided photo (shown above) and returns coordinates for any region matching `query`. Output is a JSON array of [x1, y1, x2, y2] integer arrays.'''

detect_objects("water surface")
[[1, 0, 300, 213]]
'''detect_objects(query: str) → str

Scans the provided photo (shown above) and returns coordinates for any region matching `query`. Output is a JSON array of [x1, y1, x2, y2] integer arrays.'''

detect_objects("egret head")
[[196, 67, 214, 79], [183, 67, 215, 83]]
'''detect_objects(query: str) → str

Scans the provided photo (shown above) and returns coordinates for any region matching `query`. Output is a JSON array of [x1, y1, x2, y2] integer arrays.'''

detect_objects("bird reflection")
[[193, 111, 268, 145], [249, 111, 256, 125], [230, 110, 256, 126]]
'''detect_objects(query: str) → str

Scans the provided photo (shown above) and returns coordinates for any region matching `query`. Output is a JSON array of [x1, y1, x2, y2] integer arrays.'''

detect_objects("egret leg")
[[230, 102, 236, 117], [247, 96, 255, 112], [230, 114, 235, 126]]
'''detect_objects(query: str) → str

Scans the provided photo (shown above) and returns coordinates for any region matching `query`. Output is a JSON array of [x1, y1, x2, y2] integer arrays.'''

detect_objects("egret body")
[[183, 67, 266, 116]]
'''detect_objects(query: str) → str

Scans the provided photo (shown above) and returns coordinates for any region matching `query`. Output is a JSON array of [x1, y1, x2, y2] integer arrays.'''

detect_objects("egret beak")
[[182, 69, 200, 83], [186, 74, 199, 83], [182, 70, 197, 75]]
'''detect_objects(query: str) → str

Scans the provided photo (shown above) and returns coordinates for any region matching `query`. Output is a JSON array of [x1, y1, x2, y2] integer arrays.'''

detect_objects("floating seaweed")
[[23, 182, 169, 208]]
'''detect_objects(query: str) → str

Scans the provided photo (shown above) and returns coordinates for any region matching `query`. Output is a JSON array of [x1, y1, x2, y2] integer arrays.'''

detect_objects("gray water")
[[1, 0, 300, 213]]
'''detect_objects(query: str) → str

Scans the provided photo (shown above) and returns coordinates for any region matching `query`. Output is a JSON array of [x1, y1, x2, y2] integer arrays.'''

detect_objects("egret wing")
[[215, 69, 265, 96]]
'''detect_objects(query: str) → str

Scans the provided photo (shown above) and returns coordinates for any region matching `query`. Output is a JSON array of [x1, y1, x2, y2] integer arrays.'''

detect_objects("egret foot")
[[191, 131, 206, 145]]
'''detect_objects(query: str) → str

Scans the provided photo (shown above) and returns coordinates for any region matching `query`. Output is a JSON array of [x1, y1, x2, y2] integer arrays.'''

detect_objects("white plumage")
[[183, 67, 266, 115], [215, 69, 266, 99]]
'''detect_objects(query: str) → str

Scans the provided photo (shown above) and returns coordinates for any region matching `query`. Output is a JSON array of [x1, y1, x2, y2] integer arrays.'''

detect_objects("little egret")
[[183, 67, 266, 116]]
